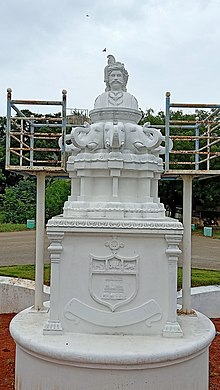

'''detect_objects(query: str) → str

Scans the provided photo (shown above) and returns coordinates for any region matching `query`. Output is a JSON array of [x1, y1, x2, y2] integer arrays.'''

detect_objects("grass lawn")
[[0, 223, 28, 232], [0, 264, 50, 285], [0, 210, 31, 232], [178, 267, 220, 289]]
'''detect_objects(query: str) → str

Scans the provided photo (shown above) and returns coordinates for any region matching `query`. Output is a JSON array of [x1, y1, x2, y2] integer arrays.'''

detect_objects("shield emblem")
[[89, 254, 139, 311]]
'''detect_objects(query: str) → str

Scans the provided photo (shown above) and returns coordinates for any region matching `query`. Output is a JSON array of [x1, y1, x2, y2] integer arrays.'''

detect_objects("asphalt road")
[[0, 230, 50, 266], [0, 230, 219, 270]]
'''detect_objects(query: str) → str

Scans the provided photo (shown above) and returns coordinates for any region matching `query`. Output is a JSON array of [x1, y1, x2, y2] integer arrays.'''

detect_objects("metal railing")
[[5, 88, 68, 173], [164, 92, 220, 175], [6, 89, 220, 177]]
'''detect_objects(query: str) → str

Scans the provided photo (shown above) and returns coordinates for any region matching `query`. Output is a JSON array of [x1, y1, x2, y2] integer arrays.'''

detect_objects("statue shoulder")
[[122, 92, 138, 110], [94, 91, 138, 109]]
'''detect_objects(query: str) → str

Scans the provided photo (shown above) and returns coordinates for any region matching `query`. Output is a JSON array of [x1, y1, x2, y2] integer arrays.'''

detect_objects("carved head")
[[104, 55, 129, 92]]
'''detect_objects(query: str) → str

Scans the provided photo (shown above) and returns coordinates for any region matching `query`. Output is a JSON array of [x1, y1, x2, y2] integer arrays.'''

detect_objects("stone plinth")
[[44, 219, 183, 338], [10, 307, 215, 390]]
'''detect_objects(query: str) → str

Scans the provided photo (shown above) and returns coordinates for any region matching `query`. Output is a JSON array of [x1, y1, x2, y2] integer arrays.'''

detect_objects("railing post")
[[207, 123, 210, 170], [6, 88, 12, 168], [61, 89, 67, 169], [195, 119, 200, 170], [19, 119, 24, 166], [165, 92, 170, 171], [30, 115, 34, 167]]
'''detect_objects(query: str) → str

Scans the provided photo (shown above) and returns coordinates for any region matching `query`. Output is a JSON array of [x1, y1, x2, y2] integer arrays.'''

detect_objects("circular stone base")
[[10, 307, 215, 390]]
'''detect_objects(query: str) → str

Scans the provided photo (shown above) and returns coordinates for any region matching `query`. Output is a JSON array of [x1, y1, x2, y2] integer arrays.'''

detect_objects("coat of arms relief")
[[64, 237, 162, 327], [89, 254, 138, 312]]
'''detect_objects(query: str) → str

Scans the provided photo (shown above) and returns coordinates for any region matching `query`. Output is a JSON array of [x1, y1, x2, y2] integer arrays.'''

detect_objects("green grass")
[[0, 264, 50, 285], [0, 223, 28, 232], [0, 210, 33, 231], [0, 264, 219, 290], [178, 267, 220, 290]]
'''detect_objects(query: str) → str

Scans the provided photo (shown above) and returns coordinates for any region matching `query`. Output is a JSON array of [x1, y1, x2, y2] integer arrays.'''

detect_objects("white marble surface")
[[10, 305, 215, 390]]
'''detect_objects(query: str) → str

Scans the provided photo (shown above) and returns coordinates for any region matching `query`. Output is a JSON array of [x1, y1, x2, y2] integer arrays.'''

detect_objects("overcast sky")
[[1, 0, 220, 116]]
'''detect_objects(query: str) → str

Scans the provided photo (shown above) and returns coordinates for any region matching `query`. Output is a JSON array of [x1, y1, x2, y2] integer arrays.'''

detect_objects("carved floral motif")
[[105, 237, 125, 254]]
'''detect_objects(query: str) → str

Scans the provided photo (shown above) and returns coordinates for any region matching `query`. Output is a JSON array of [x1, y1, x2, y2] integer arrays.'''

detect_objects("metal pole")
[[195, 120, 200, 170], [61, 89, 67, 169], [30, 115, 34, 167], [207, 124, 210, 170], [165, 92, 170, 171], [6, 88, 12, 167], [182, 175, 193, 313], [34, 172, 46, 310], [20, 119, 24, 166]]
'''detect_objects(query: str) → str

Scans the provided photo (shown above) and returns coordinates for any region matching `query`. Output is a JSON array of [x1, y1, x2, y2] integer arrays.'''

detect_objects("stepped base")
[[10, 305, 215, 390]]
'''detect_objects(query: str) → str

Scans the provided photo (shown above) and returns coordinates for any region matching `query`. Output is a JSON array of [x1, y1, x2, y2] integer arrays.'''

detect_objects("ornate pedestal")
[[44, 219, 183, 338]]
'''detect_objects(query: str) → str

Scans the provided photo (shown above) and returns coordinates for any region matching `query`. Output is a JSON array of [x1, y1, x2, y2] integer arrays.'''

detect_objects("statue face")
[[108, 70, 124, 91]]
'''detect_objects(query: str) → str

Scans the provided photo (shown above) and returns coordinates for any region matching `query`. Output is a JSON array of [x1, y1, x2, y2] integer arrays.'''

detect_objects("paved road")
[[0, 230, 219, 270], [180, 235, 220, 270], [0, 230, 50, 266]]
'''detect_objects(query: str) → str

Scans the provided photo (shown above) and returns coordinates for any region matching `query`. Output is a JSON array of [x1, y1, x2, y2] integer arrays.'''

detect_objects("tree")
[[45, 178, 71, 221], [3, 177, 71, 224], [3, 178, 36, 223]]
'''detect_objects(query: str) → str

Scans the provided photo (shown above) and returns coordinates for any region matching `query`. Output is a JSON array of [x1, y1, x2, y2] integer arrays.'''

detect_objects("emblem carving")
[[105, 237, 124, 254], [89, 254, 139, 311]]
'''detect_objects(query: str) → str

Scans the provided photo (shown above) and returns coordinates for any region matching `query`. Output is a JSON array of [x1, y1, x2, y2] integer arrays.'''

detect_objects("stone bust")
[[61, 54, 169, 155], [94, 55, 138, 110]]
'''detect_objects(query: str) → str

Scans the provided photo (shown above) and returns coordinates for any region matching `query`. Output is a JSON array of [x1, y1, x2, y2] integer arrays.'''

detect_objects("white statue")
[[94, 55, 139, 110], [61, 55, 172, 155]]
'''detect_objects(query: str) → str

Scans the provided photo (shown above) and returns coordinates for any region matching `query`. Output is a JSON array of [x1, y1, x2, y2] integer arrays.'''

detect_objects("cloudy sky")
[[1, 0, 220, 116]]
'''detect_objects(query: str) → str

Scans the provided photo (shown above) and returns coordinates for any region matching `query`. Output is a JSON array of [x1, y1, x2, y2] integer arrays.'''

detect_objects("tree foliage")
[[3, 178, 36, 223], [3, 178, 71, 224], [45, 178, 71, 221]]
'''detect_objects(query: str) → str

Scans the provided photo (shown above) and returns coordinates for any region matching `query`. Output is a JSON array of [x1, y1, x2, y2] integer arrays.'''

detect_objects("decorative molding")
[[162, 321, 183, 338], [44, 232, 64, 333], [68, 152, 162, 165], [43, 320, 63, 335], [163, 232, 183, 338], [47, 233, 64, 263], [165, 234, 182, 259], [63, 206, 165, 214], [47, 218, 183, 230]]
